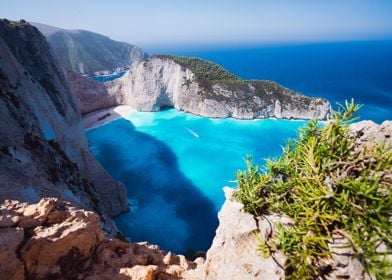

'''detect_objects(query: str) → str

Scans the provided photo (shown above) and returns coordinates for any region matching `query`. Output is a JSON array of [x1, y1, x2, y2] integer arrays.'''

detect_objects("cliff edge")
[[0, 20, 128, 230], [0, 198, 198, 279]]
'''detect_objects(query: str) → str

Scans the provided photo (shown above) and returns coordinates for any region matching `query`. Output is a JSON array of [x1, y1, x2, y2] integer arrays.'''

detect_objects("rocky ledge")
[[192, 187, 366, 280], [71, 56, 330, 120], [0, 198, 199, 280]]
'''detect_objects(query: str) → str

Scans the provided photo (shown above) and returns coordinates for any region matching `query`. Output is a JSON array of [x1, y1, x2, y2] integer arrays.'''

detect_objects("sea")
[[87, 40, 392, 254]]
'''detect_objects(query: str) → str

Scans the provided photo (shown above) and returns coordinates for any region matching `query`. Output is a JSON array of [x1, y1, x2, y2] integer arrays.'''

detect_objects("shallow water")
[[87, 109, 307, 253]]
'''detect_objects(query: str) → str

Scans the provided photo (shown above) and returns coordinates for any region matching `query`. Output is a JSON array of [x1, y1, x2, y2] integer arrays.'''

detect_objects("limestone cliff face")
[[0, 20, 127, 228], [98, 56, 330, 120], [67, 70, 126, 114], [190, 187, 286, 280]]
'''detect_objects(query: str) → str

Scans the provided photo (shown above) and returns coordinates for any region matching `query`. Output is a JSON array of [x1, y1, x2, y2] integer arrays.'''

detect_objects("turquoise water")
[[91, 70, 126, 82], [87, 109, 307, 253]]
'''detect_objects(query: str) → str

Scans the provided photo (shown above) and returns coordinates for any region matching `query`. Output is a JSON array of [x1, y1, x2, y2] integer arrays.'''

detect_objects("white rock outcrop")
[[189, 187, 286, 280], [70, 56, 330, 119], [350, 120, 392, 148], [106, 57, 330, 120]]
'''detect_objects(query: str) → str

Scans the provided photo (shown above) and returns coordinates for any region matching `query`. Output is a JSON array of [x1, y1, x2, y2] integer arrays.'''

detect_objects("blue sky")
[[1, 0, 392, 47]]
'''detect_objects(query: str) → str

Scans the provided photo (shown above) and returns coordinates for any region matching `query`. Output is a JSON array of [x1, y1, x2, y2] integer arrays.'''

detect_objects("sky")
[[1, 0, 392, 48]]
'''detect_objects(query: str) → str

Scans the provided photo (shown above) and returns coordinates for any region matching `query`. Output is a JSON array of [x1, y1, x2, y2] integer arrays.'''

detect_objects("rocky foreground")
[[0, 119, 390, 280], [0, 198, 198, 279]]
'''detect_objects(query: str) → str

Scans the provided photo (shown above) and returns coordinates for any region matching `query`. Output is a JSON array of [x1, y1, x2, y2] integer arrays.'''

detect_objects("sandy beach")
[[83, 105, 135, 130]]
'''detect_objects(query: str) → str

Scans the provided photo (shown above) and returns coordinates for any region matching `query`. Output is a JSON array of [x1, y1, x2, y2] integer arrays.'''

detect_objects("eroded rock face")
[[0, 227, 24, 279], [0, 198, 198, 279], [106, 57, 330, 120], [66, 70, 126, 114], [190, 187, 286, 280], [70, 56, 330, 119], [0, 20, 127, 230], [350, 120, 392, 149], [191, 188, 372, 280]]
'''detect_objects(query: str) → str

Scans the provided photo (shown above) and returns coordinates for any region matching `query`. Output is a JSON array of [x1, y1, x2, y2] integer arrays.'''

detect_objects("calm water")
[[150, 40, 392, 123], [87, 110, 306, 253], [91, 70, 126, 82], [88, 41, 391, 253]]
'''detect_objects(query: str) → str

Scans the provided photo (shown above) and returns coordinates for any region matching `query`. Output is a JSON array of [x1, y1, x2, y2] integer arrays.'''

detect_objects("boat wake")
[[185, 127, 200, 138]]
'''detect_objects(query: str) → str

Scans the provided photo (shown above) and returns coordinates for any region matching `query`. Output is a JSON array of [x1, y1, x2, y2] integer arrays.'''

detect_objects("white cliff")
[[188, 187, 286, 280], [70, 56, 330, 119], [105, 56, 330, 120]]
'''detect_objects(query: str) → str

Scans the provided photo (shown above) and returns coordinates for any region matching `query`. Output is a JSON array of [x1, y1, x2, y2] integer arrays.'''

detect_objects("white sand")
[[83, 105, 135, 130]]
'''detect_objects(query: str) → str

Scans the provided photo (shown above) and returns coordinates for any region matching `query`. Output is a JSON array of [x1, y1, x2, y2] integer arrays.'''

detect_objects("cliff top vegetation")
[[150, 55, 241, 89], [234, 100, 392, 279], [149, 55, 316, 107]]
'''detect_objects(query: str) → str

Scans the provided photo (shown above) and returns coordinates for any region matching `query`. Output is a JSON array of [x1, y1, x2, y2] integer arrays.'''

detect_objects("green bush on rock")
[[150, 55, 242, 91], [234, 100, 392, 279]]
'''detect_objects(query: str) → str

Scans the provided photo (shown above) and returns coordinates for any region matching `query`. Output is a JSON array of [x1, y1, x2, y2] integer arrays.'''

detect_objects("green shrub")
[[151, 55, 241, 90], [234, 100, 392, 279]]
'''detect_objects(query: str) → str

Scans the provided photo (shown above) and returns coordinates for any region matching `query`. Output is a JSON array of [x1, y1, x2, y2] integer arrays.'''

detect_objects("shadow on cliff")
[[88, 118, 218, 254]]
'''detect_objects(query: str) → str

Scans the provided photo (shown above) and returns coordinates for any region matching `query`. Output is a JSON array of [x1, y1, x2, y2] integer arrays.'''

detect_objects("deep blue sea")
[[87, 41, 392, 254]]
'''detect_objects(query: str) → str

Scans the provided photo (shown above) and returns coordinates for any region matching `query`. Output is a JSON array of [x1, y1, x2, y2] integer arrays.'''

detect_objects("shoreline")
[[83, 105, 135, 131], [83, 106, 331, 131]]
